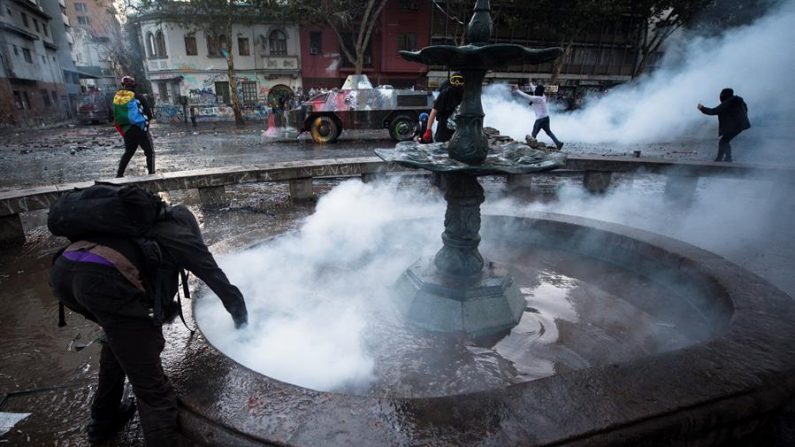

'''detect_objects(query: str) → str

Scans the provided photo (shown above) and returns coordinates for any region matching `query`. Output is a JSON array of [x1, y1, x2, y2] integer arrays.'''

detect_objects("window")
[[43, 24, 48, 36], [268, 30, 287, 56], [215, 81, 230, 104], [309, 31, 322, 55], [156, 31, 167, 57], [148, 31, 167, 58], [207, 34, 227, 57], [33, 20, 39, 32], [41, 55, 46, 64], [13, 45, 18, 56], [157, 82, 169, 102], [51, 91, 58, 104], [147, 32, 156, 57], [22, 48, 32, 63], [238, 37, 249, 56], [41, 89, 51, 107], [13, 91, 25, 109], [77, 16, 89, 25], [21, 12, 29, 27], [207, 34, 218, 56], [74, 2, 87, 12], [184, 35, 197, 55], [397, 33, 417, 52], [399, 0, 419, 10], [241, 81, 257, 104], [5, 7, 11, 16]]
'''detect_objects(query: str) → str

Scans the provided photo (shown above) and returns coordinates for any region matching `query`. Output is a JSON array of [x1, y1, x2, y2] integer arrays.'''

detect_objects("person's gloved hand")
[[232, 310, 248, 329], [422, 129, 433, 143]]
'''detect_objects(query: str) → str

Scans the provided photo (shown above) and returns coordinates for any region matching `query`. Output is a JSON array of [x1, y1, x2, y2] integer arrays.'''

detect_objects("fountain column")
[[434, 173, 485, 278], [376, 0, 565, 337]]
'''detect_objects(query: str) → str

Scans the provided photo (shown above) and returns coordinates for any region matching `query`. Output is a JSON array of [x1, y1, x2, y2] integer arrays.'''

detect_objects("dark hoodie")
[[699, 88, 751, 135]]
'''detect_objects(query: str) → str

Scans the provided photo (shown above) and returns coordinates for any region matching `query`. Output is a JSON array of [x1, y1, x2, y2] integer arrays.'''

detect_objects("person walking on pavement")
[[512, 84, 564, 150], [114, 76, 155, 177], [49, 203, 248, 446], [698, 88, 751, 162]]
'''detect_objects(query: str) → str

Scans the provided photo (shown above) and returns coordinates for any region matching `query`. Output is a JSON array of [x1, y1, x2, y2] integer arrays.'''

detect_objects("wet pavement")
[[1, 122, 794, 445]]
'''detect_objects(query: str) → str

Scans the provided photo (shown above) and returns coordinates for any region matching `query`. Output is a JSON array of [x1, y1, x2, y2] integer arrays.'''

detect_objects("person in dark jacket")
[[423, 73, 464, 189], [115, 75, 155, 177], [423, 72, 464, 144], [698, 88, 751, 162], [49, 204, 247, 446]]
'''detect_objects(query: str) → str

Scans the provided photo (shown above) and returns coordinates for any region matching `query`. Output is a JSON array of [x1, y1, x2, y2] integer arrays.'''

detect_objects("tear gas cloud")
[[483, 0, 795, 146], [195, 180, 445, 391], [196, 168, 794, 391]]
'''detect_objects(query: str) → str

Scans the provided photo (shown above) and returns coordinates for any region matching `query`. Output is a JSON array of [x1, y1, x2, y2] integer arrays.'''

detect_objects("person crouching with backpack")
[[114, 76, 155, 177], [49, 188, 248, 446]]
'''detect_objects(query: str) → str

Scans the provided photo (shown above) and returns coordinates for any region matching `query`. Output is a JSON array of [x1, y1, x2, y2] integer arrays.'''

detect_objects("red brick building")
[[299, 0, 431, 90]]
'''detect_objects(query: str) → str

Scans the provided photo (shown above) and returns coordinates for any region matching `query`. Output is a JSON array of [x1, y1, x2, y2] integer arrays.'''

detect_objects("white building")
[[136, 17, 301, 115]]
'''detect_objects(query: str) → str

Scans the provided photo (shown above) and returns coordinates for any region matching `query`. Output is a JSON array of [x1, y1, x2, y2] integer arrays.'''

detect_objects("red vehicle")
[[287, 75, 433, 143], [76, 91, 113, 125]]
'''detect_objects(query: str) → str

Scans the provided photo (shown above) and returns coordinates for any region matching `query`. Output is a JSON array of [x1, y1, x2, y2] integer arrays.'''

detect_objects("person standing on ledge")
[[423, 73, 464, 189], [698, 88, 751, 162], [113, 76, 155, 177], [423, 72, 464, 144], [512, 84, 564, 150]]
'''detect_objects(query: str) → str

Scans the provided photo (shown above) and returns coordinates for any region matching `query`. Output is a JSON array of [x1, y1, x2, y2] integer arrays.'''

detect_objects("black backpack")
[[48, 183, 164, 240]]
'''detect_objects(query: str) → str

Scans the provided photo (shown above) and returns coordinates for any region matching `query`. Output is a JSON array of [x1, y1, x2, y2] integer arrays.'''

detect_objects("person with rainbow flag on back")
[[113, 76, 155, 177]]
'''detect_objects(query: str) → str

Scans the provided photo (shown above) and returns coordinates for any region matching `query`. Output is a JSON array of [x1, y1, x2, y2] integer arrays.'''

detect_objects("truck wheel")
[[389, 114, 416, 142], [310, 116, 340, 144]]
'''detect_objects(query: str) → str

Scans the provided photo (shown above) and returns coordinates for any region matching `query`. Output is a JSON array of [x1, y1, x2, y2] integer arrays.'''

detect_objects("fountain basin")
[[172, 214, 795, 446]]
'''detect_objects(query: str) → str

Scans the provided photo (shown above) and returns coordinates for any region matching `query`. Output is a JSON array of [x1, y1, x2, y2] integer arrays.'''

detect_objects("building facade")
[[64, 0, 121, 92], [39, 0, 79, 115], [135, 15, 301, 122], [300, 0, 432, 90], [0, 0, 68, 126]]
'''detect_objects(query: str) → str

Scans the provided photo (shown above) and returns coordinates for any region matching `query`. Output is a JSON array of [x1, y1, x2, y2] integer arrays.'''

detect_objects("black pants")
[[118, 126, 155, 177], [50, 258, 178, 446], [716, 131, 740, 162], [532, 116, 562, 147]]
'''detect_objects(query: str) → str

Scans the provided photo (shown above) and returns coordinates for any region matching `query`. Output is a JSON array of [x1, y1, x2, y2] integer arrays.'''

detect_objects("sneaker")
[[556, 142, 564, 150], [87, 398, 136, 444]]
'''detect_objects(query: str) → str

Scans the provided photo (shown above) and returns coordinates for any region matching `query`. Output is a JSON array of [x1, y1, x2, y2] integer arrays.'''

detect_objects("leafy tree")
[[284, 0, 389, 75]]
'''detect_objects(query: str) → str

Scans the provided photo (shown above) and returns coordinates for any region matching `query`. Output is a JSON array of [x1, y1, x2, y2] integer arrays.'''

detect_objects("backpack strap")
[[66, 241, 146, 292]]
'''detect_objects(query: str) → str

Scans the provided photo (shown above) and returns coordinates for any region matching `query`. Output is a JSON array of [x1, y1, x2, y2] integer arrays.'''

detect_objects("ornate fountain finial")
[[467, 0, 493, 47]]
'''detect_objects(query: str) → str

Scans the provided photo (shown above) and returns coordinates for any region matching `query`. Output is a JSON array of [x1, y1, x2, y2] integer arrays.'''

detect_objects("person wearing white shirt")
[[512, 84, 564, 149]]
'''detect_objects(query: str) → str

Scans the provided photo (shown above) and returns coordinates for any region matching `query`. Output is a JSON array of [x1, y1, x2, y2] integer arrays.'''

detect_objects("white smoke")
[[195, 179, 445, 391], [484, 0, 795, 146]]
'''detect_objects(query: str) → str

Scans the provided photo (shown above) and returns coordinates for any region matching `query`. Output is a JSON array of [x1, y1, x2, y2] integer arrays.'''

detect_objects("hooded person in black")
[[698, 88, 751, 162], [49, 204, 247, 446]]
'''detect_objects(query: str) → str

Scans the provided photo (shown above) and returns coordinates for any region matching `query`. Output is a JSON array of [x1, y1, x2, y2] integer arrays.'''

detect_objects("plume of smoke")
[[195, 179, 445, 391], [484, 0, 795, 147]]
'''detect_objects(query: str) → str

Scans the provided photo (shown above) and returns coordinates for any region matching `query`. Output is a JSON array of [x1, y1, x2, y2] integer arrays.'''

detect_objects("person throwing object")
[[698, 88, 750, 162], [513, 84, 564, 150]]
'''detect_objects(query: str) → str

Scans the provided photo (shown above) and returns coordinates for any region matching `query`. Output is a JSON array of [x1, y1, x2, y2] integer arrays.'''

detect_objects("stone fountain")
[[174, 2, 795, 445], [376, 0, 564, 337]]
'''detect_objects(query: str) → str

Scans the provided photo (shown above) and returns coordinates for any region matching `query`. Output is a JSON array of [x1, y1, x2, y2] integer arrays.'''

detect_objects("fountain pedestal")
[[395, 256, 524, 338]]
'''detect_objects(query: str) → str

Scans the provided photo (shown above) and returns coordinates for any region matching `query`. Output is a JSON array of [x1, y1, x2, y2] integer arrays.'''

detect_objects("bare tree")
[[286, 0, 389, 75]]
